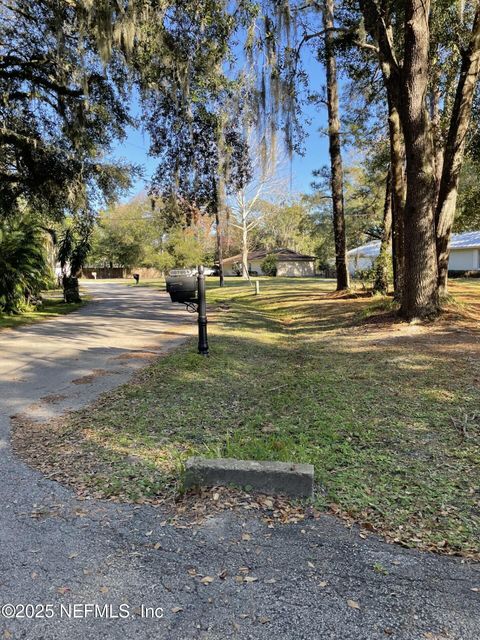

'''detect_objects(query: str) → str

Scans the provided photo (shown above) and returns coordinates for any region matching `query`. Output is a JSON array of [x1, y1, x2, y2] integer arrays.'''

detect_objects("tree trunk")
[[398, 0, 439, 320], [323, 0, 349, 291], [429, 60, 445, 204], [387, 95, 406, 299], [242, 218, 250, 280], [213, 171, 226, 287], [359, 0, 405, 299], [63, 275, 81, 303], [435, 6, 480, 295], [215, 209, 225, 287], [373, 168, 393, 294], [360, 0, 438, 317]]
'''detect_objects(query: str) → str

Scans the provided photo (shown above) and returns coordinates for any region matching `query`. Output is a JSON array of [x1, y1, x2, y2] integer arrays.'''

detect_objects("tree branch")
[[0, 67, 84, 98], [358, 0, 400, 76], [353, 39, 379, 54]]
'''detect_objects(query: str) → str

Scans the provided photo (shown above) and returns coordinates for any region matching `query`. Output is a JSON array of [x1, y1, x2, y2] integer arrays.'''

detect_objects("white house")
[[347, 230, 480, 276], [347, 240, 382, 275], [223, 248, 316, 277]]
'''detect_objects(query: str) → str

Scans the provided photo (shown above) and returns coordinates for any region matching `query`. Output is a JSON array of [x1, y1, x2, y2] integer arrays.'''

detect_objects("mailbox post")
[[197, 265, 208, 356], [165, 266, 209, 356]]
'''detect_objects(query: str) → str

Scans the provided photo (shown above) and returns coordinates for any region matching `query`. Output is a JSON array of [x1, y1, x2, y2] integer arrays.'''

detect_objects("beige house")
[[223, 248, 316, 277]]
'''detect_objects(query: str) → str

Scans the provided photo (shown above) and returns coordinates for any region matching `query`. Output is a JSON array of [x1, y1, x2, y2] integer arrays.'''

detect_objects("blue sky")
[[109, 47, 331, 201]]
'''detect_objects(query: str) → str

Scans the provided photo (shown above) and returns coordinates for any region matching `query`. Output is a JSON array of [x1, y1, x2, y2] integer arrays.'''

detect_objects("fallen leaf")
[[264, 578, 276, 584], [57, 586, 70, 595], [145, 530, 153, 537], [153, 542, 162, 550], [200, 576, 215, 585], [68, 552, 79, 559], [31, 571, 38, 579], [171, 607, 183, 614], [319, 581, 328, 588], [347, 599, 360, 610], [307, 561, 315, 569], [258, 616, 270, 624], [218, 569, 228, 579], [471, 587, 480, 592], [243, 576, 258, 583], [242, 533, 251, 541], [3, 631, 12, 639], [99, 586, 109, 594]]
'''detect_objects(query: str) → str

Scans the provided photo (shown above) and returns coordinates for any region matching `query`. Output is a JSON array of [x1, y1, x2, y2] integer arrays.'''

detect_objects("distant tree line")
[[1, 0, 479, 321]]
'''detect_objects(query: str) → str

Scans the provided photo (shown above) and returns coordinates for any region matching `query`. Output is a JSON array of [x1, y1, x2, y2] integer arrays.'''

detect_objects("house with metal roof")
[[347, 231, 480, 275], [223, 248, 316, 277]]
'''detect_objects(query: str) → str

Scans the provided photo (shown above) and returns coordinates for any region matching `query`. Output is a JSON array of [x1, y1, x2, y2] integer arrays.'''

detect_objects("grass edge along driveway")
[[0, 295, 86, 331]]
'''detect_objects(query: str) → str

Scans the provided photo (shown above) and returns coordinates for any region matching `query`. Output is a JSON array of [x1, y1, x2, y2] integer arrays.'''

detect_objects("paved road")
[[0, 282, 479, 640]]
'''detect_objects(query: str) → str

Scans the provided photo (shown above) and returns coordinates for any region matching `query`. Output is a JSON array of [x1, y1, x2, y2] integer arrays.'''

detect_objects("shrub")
[[151, 252, 175, 273], [448, 270, 480, 278], [354, 265, 376, 285], [373, 251, 393, 294], [0, 218, 50, 314], [261, 253, 278, 276], [165, 227, 206, 267]]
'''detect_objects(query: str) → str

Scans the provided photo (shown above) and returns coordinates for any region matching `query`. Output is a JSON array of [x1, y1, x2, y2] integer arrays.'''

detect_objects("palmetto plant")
[[57, 227, 92, 279], [0, 218, 50, 314], [57, 215, 93, 302]]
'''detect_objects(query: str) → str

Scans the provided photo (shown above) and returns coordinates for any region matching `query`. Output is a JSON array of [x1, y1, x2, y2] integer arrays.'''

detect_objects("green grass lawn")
[[14, 276, 480, 558], [0, 293, 86, 330]]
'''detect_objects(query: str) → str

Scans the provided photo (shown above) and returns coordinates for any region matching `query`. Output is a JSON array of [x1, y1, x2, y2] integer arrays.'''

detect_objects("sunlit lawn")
[[449, 278, 480, 313], [15, 275, 480, 557]]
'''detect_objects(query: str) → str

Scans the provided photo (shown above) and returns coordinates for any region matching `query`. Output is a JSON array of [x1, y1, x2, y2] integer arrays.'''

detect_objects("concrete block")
[[184, 457, 314, 498]]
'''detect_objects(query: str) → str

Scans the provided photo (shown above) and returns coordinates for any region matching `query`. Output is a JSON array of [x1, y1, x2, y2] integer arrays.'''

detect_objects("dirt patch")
[[11, 412, 116, 489], [157, 486, 318, 529], [110, 351, 159, 361], [158, 330, 189, 337], [329, 290, 375, 300], [40, 393, 67, 404], [71, 369, 112, 384], [357, 310, 401, 327]]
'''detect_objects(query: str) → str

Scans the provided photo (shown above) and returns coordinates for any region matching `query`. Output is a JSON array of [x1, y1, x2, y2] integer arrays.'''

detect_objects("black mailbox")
[[165, 266, 209, 356], [166, 269, 197, 303]]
